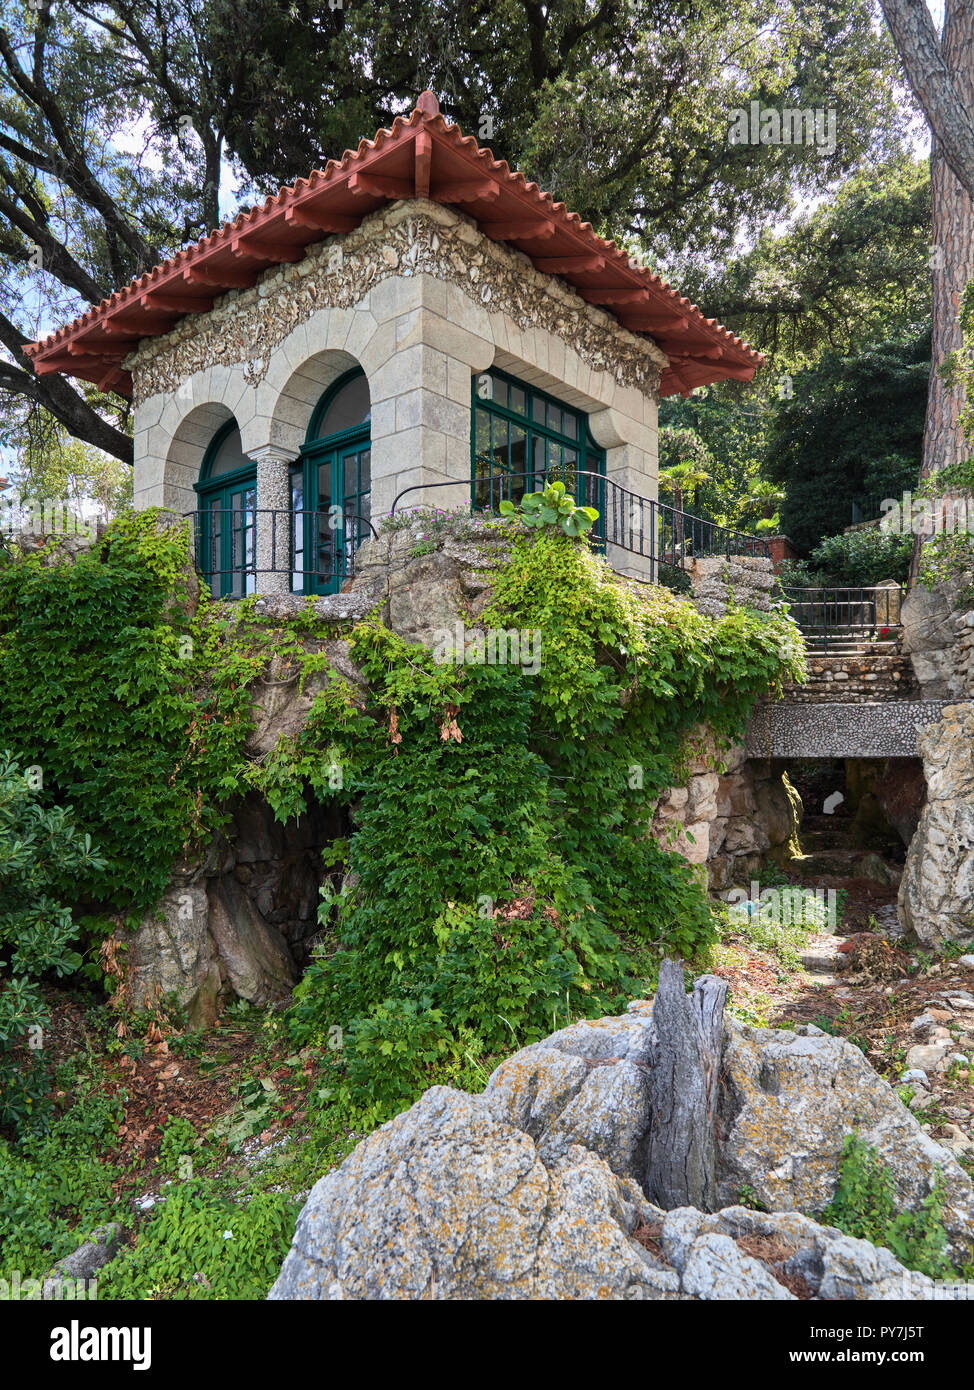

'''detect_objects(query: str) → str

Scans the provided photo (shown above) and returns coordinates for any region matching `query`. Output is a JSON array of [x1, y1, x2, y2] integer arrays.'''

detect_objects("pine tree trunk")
[[912, 0, 974, 575], [924, 0, 974, 481]]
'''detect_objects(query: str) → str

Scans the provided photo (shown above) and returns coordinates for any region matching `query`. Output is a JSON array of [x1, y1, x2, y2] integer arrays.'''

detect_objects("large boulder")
[[125, 861, 222, 1025], [270, 995, 974, 1299], [483, 1004, 974, 1257], [718, 1021, 974, 1255], [899, 702, 974, 947], [900, 568, 974, 701], [269, 1086, 935, 1301]]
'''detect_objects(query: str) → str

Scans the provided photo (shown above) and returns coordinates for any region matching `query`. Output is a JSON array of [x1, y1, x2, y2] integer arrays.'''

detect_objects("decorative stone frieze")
[[127, 201, 665, 408]]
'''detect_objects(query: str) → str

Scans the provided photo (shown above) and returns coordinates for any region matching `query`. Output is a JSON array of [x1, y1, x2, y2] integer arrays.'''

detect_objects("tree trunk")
[[922, 0, 974, 485], [904, 0, 974, 581], [645, 959, 728, 1211], [880, 0, 974, 202]]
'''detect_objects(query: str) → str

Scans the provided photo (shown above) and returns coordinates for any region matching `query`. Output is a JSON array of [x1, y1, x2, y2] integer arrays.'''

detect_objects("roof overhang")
[[25, 91, 762, 400]]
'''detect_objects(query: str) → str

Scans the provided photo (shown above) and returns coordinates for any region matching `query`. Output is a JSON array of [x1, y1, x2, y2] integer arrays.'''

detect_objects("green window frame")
[[471, 367, 606, 527], [291, 367, 372, 595], [194, 419, 257, 598]]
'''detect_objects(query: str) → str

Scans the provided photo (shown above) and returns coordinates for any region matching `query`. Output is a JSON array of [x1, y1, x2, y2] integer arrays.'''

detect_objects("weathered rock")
[[386, 549, 464, 645], [252, 580, 385, 625], [269, 1085, 939, 1300], [899, 702, 974, 947], [269, 1087, 671, 1300], [484, 1003, 974, 1261], [901, 563, 974, 700], [126, 872, 219, 1022], [652, 735, 800, 889], [43, 1223, 125, 1298], [718, 1020, 974, 1255], [905, 1042, 951, 1072], [246, 640, 368, 758], [205, 875, 296, 1005]]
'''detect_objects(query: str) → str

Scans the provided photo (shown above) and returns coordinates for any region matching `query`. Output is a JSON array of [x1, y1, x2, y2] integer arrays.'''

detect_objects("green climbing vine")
[[0, 511, 267, 924], [0, 509, 802, 1127], [278, 530, 803, 1117]]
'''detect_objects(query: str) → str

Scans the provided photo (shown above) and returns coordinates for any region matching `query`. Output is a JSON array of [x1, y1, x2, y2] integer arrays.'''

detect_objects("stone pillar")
[[873, 580, 902, 627], [589, 403, 659, 584], [366, 276, 492, 521], [249, 445, 297, 596]]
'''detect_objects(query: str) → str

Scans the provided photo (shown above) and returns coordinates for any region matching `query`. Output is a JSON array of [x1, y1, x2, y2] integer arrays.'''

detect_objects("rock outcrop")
[[901, 567, 974, 702], [126, 794, 343, 1023], [899, 702, 974, 948], [270, 994, 974, 1299]]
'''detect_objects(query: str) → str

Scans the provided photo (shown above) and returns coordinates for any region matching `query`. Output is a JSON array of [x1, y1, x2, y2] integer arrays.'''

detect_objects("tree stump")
[[645, 958, 728, 1212]]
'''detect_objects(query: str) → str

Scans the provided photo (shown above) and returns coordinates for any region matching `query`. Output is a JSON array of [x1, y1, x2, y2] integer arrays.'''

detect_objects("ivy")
[[0, 511, 266, 921], [282, 530, 803, 1112]]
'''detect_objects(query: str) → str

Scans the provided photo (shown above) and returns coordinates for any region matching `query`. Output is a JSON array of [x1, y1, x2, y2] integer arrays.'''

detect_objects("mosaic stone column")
[[250, 446, 297, 596]]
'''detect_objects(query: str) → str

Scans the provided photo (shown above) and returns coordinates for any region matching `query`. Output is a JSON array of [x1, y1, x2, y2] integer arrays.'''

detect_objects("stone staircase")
[[783, 633, 920, 703]]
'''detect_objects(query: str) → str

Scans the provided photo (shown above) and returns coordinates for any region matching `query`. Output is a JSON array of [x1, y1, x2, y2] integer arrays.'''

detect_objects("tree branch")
[[879, 0, 974, 199]]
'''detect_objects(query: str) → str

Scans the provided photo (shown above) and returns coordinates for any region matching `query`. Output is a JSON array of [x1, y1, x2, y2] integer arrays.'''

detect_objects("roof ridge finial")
[[416, 90, 440, 118]]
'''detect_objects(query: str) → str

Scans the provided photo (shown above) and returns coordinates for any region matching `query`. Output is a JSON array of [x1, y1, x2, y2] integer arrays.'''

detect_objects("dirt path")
[[710, 870, 974, 1180]]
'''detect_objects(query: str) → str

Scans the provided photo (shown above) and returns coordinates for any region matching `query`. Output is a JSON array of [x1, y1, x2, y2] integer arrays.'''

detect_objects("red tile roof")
[[25, 91, 762, 399]]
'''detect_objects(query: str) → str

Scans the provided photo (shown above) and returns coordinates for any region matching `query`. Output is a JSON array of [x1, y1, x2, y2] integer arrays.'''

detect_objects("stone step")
[[800, 829, 849, 852], [789, 849, 902, 887], [800, 933, 848, 979]]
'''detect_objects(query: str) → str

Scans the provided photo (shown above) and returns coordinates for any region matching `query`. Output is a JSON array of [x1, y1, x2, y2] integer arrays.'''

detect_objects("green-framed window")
[[291, 368, 371, 595], [194, 420, 257, 598], [471, 367, 605, 522]]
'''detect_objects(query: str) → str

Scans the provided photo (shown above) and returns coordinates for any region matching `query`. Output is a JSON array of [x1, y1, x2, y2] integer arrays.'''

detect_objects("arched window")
[[194, 420, 256, 598], [471, 368, 605, 526], [291, 368, 371, 594]]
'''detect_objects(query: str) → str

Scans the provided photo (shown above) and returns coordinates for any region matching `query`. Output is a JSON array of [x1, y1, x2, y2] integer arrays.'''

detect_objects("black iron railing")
[[183, 508, 377, 597], [182, 477, 770, 598], [392, 471, 769, 569], [782, 585, 903, 652]]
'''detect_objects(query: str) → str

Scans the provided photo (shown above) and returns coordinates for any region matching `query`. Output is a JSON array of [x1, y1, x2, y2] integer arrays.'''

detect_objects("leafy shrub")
[[918, 532, 974, 609], [658, 562, 693, 595], [284, 530, 802, 1115], [499, 479, 599, 536], [98, 1180, 299, 1299], [339, 999, 462, 1118], [158, 1116, 203, 1177], [0, 1081, 121, 1274], [824, 1135, 953, 1279], [0, 511, 265, 919], [0, 753, 104, 1133], [794, 528, 913, 587]]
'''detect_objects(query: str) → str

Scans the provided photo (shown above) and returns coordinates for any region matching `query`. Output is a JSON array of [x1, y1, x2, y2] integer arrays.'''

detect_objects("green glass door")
[[294, 368, 372, 595], [201, 479, 256, 598], [294, 442, 372, 594]]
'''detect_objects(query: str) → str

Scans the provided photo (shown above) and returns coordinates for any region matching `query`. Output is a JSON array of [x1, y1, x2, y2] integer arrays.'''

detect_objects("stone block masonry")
[[686, 553, 775, 618]]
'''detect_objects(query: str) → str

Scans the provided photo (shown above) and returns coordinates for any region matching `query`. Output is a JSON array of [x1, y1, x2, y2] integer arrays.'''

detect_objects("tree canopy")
[[0, 0, 919, 467], [764, 333, 930, 552]]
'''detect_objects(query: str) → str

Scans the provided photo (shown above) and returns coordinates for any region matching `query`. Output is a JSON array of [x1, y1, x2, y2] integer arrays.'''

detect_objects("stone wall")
[[899, 702, 974, 948], [901, 578, 974, 700], [782, 649, 919, 704], [651, 736, 800, 892], [685, 553, 775, 619]]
